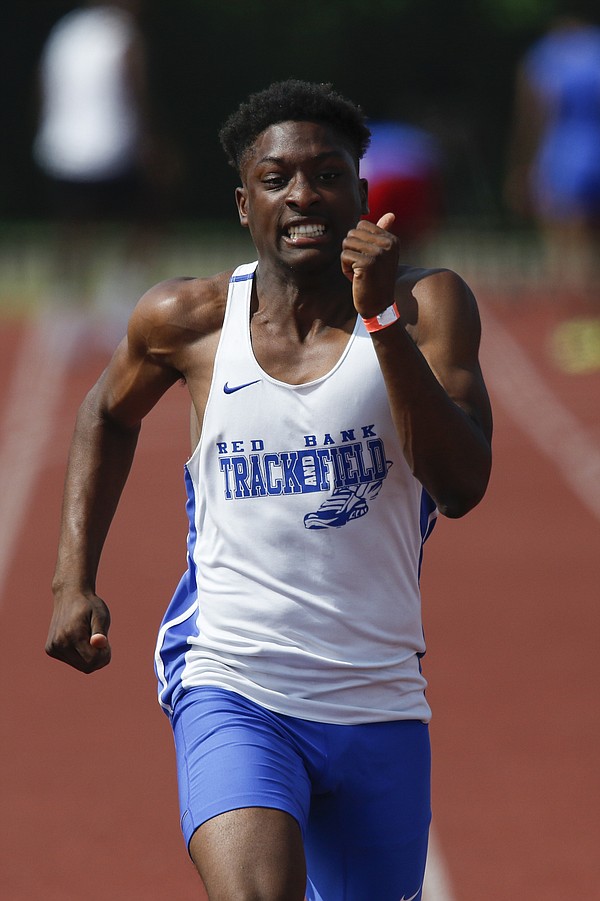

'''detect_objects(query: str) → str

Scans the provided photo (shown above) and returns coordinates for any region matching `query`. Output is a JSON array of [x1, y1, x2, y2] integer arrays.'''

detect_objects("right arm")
[[46, 285, 186, 673]]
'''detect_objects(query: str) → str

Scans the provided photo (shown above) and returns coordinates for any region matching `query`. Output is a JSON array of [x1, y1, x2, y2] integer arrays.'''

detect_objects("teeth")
[[288, 224, 326, 238]]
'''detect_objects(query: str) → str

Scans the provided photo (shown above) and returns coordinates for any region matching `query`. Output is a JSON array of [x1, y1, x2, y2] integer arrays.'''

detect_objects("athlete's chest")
[[249, 320, 357, 386]]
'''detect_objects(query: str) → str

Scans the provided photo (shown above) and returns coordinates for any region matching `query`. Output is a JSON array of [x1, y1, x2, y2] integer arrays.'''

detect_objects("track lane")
[[1, 298, 598, 899]]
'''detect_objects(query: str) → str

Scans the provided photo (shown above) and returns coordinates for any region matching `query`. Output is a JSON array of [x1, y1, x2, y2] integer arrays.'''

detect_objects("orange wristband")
[[361, 302, 401, 333]]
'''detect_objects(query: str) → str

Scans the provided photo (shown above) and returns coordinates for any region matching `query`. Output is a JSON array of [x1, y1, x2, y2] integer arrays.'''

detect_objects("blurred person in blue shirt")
[[505, 5, 600, 308]]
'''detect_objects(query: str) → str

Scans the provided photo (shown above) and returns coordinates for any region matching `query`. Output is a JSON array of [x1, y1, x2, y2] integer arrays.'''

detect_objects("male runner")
[[47, 80, 492, 901]]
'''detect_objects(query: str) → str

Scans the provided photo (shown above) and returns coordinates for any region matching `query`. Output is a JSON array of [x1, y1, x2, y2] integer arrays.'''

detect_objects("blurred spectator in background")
[[33, 0, 179, 347], [360, 120, 444, 260], [505, 7, 600, 311]]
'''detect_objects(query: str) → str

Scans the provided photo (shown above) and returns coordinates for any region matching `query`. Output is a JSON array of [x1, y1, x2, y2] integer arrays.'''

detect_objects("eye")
[[262, 174, 287, 189], [318, 171, 342, 183]]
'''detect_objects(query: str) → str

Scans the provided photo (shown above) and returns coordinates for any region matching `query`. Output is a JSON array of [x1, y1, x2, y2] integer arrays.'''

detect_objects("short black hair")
[[219, 79, 371, 174]]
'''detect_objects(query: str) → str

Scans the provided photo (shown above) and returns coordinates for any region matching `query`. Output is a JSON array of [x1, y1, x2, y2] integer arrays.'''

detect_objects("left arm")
[[342, 217, 492, 518]]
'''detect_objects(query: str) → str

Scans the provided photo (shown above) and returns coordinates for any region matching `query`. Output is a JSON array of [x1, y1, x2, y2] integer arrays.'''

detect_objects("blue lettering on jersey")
[[216, 425, 392, 528]]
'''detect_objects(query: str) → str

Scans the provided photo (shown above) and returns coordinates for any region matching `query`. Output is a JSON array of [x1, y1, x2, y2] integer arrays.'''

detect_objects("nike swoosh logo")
[[399, 890, 421, 901], [223, 379, 261, 394]]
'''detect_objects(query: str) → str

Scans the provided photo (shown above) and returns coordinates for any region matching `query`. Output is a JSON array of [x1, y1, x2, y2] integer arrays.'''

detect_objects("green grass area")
[[0, 218, 545, 319], [0, 220, 255, 318]]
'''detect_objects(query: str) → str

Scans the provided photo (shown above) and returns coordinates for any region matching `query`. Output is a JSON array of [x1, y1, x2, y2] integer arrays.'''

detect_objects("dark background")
[[2, 0, 598, 224]]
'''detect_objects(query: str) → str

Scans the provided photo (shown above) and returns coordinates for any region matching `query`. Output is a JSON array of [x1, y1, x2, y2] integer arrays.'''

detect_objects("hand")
[[46, 592, 112, 673], [341, 214, 400, 318]]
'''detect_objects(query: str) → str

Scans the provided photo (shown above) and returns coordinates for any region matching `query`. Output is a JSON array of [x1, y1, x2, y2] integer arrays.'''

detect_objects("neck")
[[253, 258, 355, 330]]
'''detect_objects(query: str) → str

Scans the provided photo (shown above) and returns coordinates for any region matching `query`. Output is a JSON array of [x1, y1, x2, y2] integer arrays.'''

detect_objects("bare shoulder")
[[128, 269, 234, 364], [131, 269, 234, 340], [395, 265, 481, 353]]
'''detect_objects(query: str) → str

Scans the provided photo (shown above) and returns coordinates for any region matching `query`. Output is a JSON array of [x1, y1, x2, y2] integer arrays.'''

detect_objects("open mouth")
[[286, 223, 327, 241]]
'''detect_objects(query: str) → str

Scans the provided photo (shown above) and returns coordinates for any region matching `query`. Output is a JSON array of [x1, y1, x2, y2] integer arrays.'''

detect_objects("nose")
[[286, 173, 320, 210]]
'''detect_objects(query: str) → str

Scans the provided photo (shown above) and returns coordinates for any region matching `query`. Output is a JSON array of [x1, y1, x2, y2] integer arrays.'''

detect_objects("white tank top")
[[155, 263, 437, 724]]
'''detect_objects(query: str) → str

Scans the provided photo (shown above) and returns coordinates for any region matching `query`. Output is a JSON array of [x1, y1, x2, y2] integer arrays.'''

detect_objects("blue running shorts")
[[170, 686, 431, 901]]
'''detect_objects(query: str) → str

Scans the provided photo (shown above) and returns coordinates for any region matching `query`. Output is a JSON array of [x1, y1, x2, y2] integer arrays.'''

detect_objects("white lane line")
[[424, 302, 600, 901], [480, 304, 600, 524], [0, 314, 77, 606]]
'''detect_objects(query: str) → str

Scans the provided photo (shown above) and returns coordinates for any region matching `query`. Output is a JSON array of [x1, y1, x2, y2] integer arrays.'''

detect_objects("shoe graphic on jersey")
[[303, 462, 392, 530], [304, 487, 368, 529]]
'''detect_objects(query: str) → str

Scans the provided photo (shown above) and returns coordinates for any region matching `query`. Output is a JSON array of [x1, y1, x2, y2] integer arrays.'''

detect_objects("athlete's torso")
[[155, 263, 436, 724]]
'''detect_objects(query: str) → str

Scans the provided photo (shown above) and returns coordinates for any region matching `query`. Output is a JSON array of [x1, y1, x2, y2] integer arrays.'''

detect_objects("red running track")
[[0, 294, 598, 900]]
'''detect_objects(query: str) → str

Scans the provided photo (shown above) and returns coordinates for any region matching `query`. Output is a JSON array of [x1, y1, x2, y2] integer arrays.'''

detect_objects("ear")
[[235, 186, 249, 228], [359, 178, 369, 216]]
